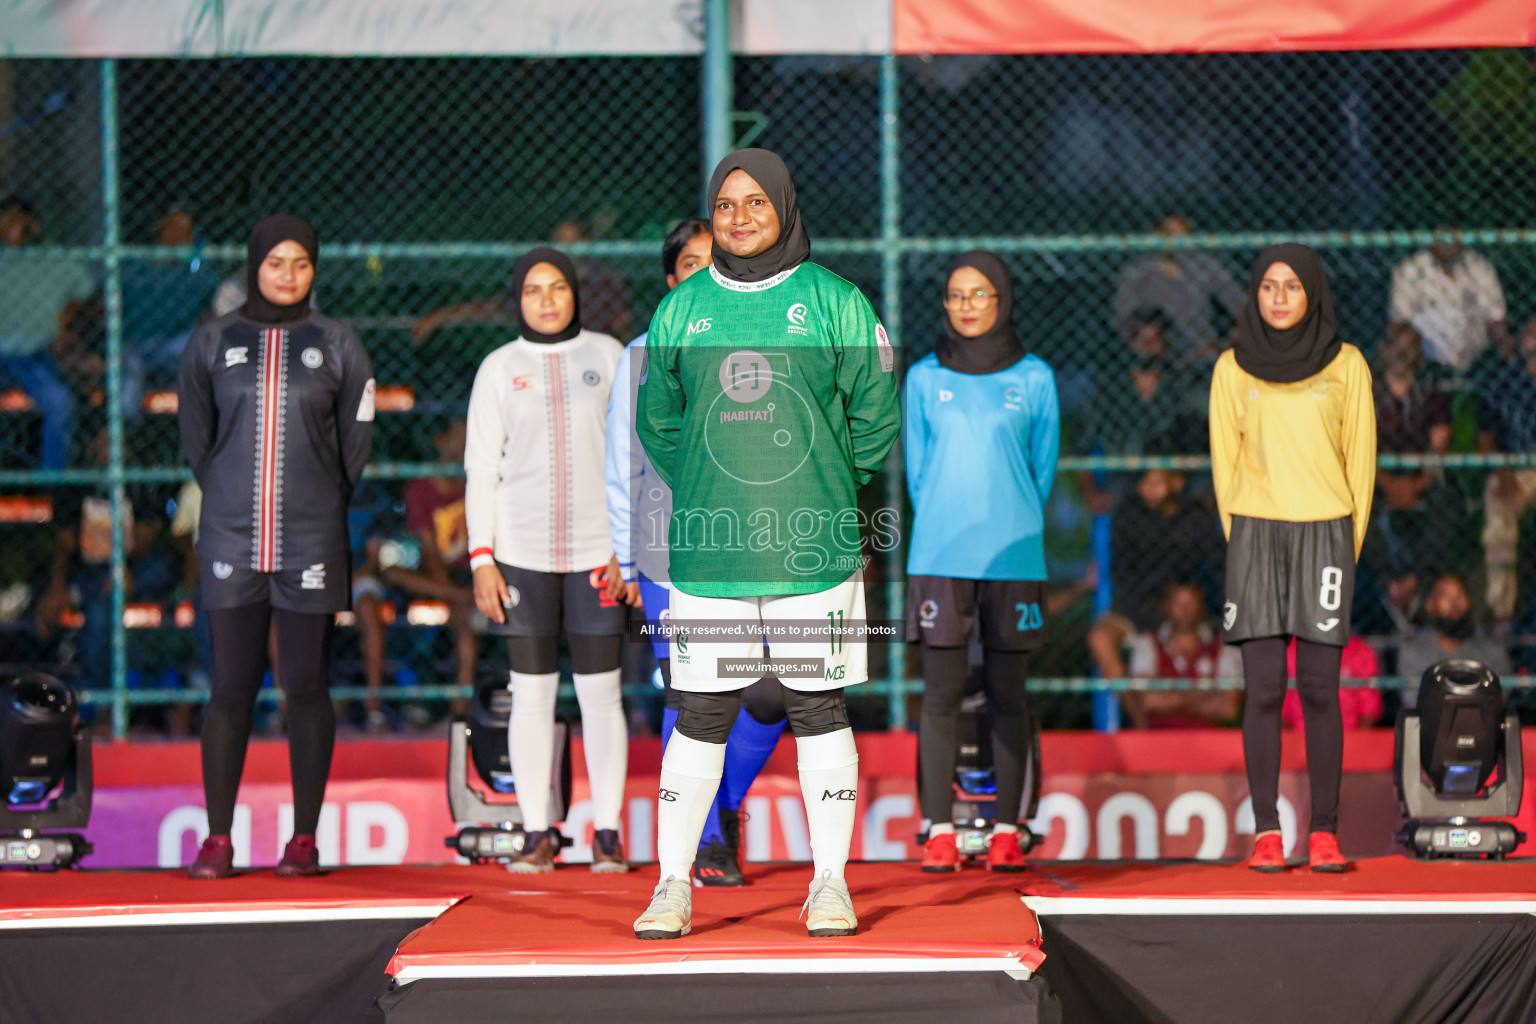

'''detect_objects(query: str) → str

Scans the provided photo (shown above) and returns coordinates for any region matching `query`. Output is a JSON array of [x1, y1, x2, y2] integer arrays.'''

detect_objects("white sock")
[[657, 732, 725, 880], [929, 822, 955, 836], [508, 671, 559, 833], [993, 822, 1019, 835], [573, 669, 627, 831], [796, 728, 859, 880]]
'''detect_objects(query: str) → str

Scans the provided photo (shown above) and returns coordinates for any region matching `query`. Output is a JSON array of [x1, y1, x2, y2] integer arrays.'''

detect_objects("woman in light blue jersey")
[[903, 251, 1060, 873]]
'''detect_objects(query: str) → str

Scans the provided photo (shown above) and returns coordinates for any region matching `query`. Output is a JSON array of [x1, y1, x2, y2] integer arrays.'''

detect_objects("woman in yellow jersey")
[[1209, 244, 1376, 873]]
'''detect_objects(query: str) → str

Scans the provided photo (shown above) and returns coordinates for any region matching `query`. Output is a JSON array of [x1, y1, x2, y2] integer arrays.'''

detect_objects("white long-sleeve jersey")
[[465, 330, 622, 575]]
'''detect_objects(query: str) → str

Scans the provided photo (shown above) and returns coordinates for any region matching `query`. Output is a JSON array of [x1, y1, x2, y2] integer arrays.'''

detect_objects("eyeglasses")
[[944, 289, 998, 308]]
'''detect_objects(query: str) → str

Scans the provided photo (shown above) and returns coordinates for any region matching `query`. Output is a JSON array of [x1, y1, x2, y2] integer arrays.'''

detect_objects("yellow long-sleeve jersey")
[[1208, 344, 1377, 559]]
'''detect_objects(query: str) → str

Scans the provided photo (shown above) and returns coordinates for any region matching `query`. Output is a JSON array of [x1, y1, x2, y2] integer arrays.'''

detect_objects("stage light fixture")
[[445, 679, 571, 863], [0, 672, 93, 870], [1396, 659, 1525, 860]]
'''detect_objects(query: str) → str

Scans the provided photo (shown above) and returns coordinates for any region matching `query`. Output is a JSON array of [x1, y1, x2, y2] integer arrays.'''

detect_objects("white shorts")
[[670, 572, 867, 693]]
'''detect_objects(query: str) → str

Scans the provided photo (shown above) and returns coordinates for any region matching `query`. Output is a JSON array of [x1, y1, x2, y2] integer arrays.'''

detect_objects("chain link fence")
[[1, 50, 1534, 738]]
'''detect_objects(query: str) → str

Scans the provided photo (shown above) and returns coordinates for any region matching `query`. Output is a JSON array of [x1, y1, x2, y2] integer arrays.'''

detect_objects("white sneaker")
[[801, 870, 857, 937], [634, 875, 692, 940]]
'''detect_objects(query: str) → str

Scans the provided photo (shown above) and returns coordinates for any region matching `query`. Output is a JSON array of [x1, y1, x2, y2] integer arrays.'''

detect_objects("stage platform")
[[3, 855, 1534, 1023], [377, 861, 1051, 1022], [0, 865, 475, 1023], [0, 861, 1054, 1024], [1022, 856, 1536, 1024]]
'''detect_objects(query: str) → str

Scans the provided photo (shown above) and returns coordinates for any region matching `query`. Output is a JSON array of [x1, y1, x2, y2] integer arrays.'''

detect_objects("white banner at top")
[[0, 0, 891, 56]]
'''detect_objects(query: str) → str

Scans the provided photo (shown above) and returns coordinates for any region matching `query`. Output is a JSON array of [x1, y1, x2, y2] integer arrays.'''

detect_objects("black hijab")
[[510, 246, 582, 343], [706, 148, 811, 283], [242, 214, 317, 325], [1233, 243, 1340, 384], [936, 251, 1025, 375]]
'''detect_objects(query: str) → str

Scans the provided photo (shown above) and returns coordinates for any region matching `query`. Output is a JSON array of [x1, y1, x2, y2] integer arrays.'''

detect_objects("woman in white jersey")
[[465, 247, 629, 872]]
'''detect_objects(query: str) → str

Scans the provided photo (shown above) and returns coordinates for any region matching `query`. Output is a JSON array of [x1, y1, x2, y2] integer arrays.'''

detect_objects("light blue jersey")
[[604, 332, 673, 585], [903, 353, 1060, 580]]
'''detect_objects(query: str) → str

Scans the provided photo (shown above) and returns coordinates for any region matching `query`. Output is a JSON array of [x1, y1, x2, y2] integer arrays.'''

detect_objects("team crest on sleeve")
[[876, 323, 894, 372]]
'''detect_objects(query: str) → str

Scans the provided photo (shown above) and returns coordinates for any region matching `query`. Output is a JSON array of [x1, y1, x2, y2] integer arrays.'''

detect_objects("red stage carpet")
[[387, 861, 1043, 981], [0, 863, 473, 927]]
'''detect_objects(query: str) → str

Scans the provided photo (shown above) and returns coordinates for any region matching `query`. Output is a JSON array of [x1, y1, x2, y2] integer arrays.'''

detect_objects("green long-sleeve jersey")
[[636, 261, 901, 597]]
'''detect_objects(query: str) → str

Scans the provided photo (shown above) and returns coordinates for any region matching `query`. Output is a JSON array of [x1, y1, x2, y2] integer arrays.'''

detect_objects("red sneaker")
[[275, 834, 321, 878], [1247, 831, 1286, 873], [986, 831, 1028, 873], [188, 835, 234, 880], [921, 832, 962, 873], [1309, 831, 1347, 873]]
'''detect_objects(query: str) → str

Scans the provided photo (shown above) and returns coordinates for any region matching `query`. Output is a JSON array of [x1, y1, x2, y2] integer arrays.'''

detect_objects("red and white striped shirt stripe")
[[252, 327, 288, 572]]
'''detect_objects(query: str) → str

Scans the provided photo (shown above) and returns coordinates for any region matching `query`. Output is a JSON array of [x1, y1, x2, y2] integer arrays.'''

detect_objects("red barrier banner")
[[80, 731, 1536, 868], [895, 0, 1536, 55]]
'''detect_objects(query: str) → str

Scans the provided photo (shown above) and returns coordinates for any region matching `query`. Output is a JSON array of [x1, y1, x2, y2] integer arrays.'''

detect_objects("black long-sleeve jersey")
[[178, 312, 374, 573]]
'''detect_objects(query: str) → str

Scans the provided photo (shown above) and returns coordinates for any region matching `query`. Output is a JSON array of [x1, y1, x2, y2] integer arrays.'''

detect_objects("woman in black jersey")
[[178, 215, 374, 879]]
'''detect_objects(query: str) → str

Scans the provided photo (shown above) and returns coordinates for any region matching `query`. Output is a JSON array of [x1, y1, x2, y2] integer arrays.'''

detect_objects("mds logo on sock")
[[822, 789, 857, 801]]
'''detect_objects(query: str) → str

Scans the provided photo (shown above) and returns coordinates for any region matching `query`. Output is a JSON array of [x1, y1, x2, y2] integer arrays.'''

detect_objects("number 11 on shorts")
[[827, 610, 843, 654]]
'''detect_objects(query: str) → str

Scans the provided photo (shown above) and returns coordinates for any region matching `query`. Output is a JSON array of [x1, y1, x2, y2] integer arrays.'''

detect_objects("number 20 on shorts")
[[1015, 602, 1043, 632]]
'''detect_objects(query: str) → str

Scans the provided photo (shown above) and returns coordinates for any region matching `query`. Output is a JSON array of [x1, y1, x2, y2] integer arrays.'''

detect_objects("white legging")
[[508, 668, 628, 833]]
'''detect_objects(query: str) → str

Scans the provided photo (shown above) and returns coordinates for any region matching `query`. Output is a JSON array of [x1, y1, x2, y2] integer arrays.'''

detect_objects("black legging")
[[918, 646, 1031, 827], [675, 685, 844, 742], [506, 633, 621, 675], [204, 605, 336, 836], [1241, 636, 1343, 834]]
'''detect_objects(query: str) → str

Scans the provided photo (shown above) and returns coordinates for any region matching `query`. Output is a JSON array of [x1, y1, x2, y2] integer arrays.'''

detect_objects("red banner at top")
[[895, 0, 1536, 54]]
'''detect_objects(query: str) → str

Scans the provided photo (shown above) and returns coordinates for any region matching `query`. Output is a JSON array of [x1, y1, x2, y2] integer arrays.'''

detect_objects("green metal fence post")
[[100, 58, 128, 739], [701, 0, 733, 208], [880, 53, 907, 731]]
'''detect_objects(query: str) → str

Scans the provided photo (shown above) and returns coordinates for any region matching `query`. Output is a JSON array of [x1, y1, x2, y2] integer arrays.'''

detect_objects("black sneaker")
[[720, 807, 742, 858], [693, 838, 744, 887]]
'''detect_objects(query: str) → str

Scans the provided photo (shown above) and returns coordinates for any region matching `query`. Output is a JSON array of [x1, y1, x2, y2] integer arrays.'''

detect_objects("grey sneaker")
[[634, 875, 692, 939], [801, 870, 857, 937]]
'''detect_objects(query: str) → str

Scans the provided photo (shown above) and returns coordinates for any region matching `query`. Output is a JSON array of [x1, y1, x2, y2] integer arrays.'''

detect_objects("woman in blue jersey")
[[904, 251, 1059, 873]]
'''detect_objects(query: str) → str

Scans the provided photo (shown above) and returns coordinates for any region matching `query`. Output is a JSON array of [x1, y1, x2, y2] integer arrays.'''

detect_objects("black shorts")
[[906, 576, 1047, 651], [487, 562, 627, 638], [1224, 515, 1354, 647], [201, 554, 351, 614]]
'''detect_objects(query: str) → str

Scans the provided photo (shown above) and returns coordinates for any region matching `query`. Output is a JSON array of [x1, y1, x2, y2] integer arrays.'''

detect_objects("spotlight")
[[918, 688, 1042, 858], [0, 672, 93, 870], [1395, 659, 1525, 860], [445, 679, 571, 863]]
